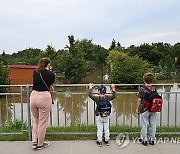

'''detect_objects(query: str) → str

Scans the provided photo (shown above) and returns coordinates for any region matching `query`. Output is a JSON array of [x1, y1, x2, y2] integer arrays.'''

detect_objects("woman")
[[30, 57, 55, 150]]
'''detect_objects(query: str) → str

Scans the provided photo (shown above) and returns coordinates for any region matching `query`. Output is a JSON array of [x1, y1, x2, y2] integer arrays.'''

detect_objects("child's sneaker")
[[103, 139, 110, 146], [96, 141, 102, 147], [32, 142, 37, 149], [142, 141, 147, 146], [149, 141, 155, 145], [36, 141, 50, 150], [138, 138, 143, 143]]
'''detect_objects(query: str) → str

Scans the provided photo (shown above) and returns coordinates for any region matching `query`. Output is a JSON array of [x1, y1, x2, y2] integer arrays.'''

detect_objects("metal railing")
[[0, 84, 180, 140]]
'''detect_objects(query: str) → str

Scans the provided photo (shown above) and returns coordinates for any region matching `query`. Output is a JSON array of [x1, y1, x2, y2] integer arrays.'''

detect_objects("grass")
[[0, 121, 180, 141]]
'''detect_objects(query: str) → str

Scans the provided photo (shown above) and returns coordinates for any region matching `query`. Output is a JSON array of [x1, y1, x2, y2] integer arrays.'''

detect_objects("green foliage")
[[0, 120, 28, 132], [107, 50, 150, 84], [9, 48, 43, 65], [126, 42, 171, 66], [57, 35, 108, 83], [156, 55, 175, 80], [59, 51, 88, 83], [109, 39, 124, 52], [1, 36, 179, 83], [172, 43, 180, 70], [0, 63, 9, 92], [58, 35, 88, 83], [75, 39, 95, 61]]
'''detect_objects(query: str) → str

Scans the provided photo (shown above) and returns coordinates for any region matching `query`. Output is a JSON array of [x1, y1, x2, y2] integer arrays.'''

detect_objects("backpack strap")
[[143, 85, 156, 92], [105, 95, 109, 101]]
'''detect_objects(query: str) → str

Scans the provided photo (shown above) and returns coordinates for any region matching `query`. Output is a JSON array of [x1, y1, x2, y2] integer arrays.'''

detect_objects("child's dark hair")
[[143, 72, 154, 84]]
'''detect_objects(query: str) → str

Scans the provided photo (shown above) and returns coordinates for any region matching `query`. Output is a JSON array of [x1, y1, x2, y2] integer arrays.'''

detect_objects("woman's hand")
[[50, 85, 54, 91]]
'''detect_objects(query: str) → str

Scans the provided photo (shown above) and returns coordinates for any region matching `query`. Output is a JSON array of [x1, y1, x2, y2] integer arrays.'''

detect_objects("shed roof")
[[9, 65, 37, 69]]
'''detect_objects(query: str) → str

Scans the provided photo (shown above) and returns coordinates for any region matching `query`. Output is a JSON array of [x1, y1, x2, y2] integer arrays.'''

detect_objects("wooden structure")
[[8, 65, 37, 84]]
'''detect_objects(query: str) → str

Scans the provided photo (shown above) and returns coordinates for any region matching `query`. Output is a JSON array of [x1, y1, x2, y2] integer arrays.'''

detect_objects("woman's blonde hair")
[[36, 57, 51, 73]]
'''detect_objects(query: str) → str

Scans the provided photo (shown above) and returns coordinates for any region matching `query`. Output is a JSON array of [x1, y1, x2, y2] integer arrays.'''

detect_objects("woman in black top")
[[30, 57, 55, 150]]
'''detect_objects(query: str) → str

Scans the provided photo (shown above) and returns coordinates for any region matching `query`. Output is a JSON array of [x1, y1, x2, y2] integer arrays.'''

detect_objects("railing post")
[[26, 85, 32, 141]]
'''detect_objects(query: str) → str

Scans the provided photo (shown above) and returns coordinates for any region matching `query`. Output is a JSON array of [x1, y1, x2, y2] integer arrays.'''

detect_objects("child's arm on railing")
[[108, 84, 116, 100], [88, 83, 98, 102]]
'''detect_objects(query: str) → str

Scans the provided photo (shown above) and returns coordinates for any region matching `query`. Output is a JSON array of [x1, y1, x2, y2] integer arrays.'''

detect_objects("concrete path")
[[0, 140, 180, 154]]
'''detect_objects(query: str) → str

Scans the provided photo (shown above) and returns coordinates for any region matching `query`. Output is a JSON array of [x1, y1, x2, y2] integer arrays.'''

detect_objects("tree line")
[[0, 35, 180, 85]]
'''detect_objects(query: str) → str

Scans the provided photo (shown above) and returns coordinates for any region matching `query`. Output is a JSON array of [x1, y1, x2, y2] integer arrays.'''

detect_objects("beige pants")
[[30, 90, 52, 146]]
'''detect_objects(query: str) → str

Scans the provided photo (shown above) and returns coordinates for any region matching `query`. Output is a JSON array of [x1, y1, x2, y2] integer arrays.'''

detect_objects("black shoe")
[[36, 141, 50, 150], [96, 141, 102, 147], [139, 138, 143, 143], [142, 141, 147, 146], [32, 142, 37, 149], [103, 139, 110, 146], [149, 141, 154, 145]]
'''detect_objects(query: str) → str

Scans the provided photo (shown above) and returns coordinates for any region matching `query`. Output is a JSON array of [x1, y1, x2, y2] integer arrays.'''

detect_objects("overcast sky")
[[0, 0, 180, 54]]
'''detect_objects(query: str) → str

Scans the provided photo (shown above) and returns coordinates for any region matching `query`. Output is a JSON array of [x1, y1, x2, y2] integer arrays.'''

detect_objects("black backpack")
[[98, 96, 111, 117], [143, 86, 163, 112]]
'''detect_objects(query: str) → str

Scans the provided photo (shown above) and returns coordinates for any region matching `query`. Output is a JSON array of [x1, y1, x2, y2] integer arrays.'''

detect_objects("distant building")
[[8, 65, 37, 84]]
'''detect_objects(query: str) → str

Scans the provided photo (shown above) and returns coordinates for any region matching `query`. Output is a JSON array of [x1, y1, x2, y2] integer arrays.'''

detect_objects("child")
[[136, 72, 157, 146], [88, 83, 116, 147]]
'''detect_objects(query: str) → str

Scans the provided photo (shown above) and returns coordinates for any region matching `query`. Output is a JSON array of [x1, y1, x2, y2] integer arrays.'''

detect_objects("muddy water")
[[0, 68, 180, 126], [0, 83, 180, 127]]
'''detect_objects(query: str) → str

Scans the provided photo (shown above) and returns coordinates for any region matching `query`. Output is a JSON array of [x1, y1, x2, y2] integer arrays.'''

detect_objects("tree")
[[107, 50, 150, 84], [126, 42, 171, 66], [109, 39, 116, 51], [59, 51, 87, 83], [10, 48, 43, 65], [0, 63, 9, 92], [58, 35, 88, 83], [74, 39, 96, 61], [172, 43, 180, 70]]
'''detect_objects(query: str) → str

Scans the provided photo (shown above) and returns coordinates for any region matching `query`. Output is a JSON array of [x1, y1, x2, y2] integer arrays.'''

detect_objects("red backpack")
[[143, 86, 163, 112]]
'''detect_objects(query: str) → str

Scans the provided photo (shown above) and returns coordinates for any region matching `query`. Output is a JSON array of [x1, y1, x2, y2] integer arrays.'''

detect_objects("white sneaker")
[[32, 142, 37, 149], [36, 141, 50, 150]]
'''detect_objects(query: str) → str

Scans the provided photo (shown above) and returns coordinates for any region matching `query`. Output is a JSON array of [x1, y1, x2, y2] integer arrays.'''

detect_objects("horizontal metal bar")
[[46, 132, 180, 135], [0, 132, 23, 135], [0, 93, 21, 96], [0, 83, 180, 87]]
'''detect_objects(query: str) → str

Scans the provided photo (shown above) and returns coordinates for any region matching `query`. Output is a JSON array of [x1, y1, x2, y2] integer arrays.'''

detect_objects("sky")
[[0, 0, 180, 54]]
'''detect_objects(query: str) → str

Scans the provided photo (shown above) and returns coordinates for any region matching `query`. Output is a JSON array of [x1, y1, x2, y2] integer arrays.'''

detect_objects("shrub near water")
[[107, 50, 150, 84]]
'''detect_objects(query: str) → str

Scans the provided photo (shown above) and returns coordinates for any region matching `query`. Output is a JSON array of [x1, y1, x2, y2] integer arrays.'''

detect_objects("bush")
[[0, 64, 9, 92], [107, 50, 150, 84]]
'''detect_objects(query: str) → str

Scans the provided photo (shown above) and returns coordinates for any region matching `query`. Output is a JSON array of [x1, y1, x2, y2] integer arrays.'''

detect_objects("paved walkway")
[[0, 140, 180, 154]]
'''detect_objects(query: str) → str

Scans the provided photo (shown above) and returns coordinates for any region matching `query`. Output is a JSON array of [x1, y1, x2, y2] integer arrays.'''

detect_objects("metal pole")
[[78, 94, 81, 125], [57, 100, 60, 126], [130, 95, 133, 132], [64, 96, 67, 126], [175, 93, 177, 132], [115, 101, 118, 126], [20, 86, 24, 132], [0, 101, 1, 133], [26, 85, 32, 141], [6, 95, 9, 127]]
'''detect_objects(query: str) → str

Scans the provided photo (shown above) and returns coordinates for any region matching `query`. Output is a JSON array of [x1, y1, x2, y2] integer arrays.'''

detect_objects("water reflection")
[[0, 96, 14, 125], [57, 93, 87, 125], [111, 94, 137, 119]]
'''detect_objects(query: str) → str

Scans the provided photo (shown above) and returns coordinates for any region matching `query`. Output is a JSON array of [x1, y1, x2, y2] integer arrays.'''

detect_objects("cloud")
[[0, 0, 180, 54], [121, 31, 180, 47]]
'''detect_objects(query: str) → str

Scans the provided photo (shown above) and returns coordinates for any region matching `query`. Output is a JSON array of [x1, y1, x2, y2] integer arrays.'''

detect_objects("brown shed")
[[8, 65, 37, 84]]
